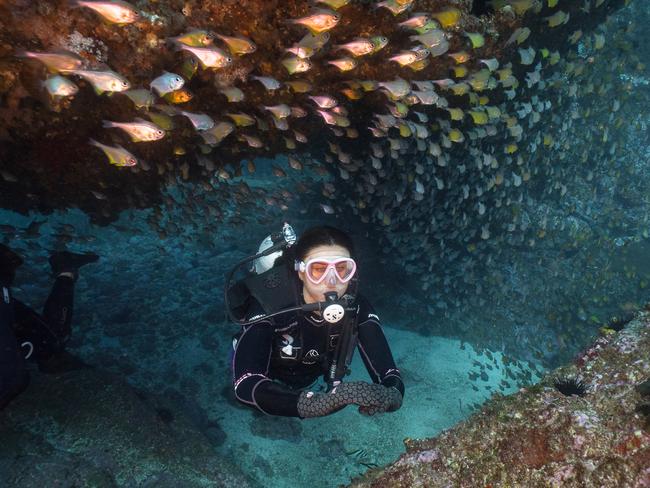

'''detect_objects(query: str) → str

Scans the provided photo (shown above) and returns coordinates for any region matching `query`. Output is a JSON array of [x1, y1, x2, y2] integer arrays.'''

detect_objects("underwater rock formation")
[[349, 309, 650, 487], [0, 0, 628, 224], [0, 367, 258, 487]]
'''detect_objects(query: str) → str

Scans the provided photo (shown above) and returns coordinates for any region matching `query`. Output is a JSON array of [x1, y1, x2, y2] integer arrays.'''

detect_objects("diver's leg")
[[42, 275, 75, 343], [43, 250, 99, 342], [0, 286, 29, 409]]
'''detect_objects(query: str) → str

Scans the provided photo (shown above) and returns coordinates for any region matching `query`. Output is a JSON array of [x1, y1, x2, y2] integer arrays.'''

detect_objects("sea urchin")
[[553, 376, 589, 397]]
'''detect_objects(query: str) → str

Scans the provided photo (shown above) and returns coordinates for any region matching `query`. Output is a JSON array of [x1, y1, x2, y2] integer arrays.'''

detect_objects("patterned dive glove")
[[297, 381, 401, 418], [358, 386, 403, 416]]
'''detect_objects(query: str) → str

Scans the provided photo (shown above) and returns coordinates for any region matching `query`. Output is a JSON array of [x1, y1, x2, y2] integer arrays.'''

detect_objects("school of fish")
[[1, 0, 646, 363]]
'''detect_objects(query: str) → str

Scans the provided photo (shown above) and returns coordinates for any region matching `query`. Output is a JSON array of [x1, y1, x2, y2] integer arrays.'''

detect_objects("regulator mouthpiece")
[[322, 291, 345, 323]]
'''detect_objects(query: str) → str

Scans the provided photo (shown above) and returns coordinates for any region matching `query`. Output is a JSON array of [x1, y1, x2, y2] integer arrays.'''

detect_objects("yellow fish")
[[226, 112, 256, 127], [450, 82, 470, 96], [147, 112, 174, 131], [216, 34, 257, 55], [448, 51, 470, 64], [341, 88, 362, 100], [164, 88, 193, 104], [545, 10, 570, 27], [485, 106, 501, 119], [359, 80, 378, 92], [285, 80, 313, 93], [468, 110, 488, 124], [568, 30, 583, 44], [496, 66, 512, 81], [449, 129, 464, 142], [465, 32, 485, 49], [282, 56, 312, 74], [200, 121, 235, 146], [452, 66, 468, 78], [431, 8, 461, 28], [398, 122, 412, 137], [316, 0, 351, 9], [298, 32, 331, 52], [219, 86, 245, 102], [89, 139, 137, 166], [508, 0, 537, 16], [506, 27, 531, 46], [407, 59, 430, 72], [169, 30, 215, 47], [446, 108, 464, 121]]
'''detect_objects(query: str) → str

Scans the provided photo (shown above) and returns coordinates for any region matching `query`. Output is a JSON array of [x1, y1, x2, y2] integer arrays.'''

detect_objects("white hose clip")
[[21, 342, 34, 360]]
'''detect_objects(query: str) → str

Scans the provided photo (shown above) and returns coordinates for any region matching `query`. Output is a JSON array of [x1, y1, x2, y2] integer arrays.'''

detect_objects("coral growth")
[[349, 311, 650, 488]]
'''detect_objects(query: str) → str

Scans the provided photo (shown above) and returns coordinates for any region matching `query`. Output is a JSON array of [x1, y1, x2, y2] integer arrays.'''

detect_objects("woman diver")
[[230, 225, 404, 418]]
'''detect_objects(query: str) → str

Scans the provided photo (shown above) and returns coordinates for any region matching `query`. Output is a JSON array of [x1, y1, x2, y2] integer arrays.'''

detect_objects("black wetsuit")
[[0, 277, 74, 409], [232, 293, 404, 417]]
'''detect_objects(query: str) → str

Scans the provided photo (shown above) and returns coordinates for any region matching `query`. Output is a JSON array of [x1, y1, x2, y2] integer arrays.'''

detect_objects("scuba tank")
[[224, 222, 357, 327]]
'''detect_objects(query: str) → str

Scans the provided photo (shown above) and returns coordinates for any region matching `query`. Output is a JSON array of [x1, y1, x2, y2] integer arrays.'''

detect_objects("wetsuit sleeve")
[[231, 302, 301, 417], [356, 295, 405, 397]]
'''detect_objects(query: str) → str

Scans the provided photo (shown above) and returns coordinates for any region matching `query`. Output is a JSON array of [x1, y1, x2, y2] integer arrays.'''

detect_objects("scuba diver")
[[227, 225, 404, 418], [0, 244, 98, 410]]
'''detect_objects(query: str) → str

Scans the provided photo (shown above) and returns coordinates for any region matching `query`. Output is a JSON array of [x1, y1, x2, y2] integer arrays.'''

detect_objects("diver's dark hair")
[[293, 226, 355, 261]]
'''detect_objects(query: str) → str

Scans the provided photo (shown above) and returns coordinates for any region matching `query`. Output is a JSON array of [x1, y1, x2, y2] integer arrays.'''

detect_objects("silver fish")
[[43, 75, 78, 97], [150, 72, 184, 96], [71, 0, 139, 24], [70, 68, 130, 94], [102, 118, 165, 142]]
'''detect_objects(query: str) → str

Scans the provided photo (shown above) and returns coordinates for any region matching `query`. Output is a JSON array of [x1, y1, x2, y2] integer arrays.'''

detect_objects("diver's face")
[[298, 244, 351, 304]]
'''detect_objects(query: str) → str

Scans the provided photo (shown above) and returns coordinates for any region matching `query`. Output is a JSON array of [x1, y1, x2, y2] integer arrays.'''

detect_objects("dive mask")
[[296, 256, 357, 285]]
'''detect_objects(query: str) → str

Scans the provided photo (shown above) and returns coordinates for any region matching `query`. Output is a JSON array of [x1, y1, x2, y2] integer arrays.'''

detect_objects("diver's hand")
[[297, 381, 401, 418], [358, 385, 403, 416], [297, 381, 367, 418]]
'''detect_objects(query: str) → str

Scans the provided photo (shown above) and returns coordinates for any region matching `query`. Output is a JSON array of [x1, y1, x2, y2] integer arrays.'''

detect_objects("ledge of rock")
[[0, 367, 257, 488], [349, 310, 650, 487]]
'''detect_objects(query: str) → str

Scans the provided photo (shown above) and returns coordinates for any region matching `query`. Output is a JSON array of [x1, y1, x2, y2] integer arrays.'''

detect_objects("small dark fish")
[[345, 448, 378, 468]]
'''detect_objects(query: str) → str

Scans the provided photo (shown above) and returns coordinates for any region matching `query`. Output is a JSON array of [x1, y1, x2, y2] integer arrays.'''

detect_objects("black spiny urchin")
[[607, 312, 635, 332], [553, 376, 589, 397]]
